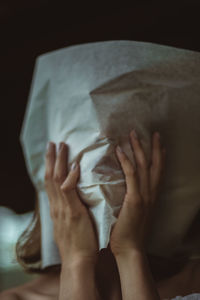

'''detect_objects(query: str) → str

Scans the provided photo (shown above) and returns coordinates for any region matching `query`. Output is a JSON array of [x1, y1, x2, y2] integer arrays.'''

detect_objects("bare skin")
[[2, 250, 200, 300]]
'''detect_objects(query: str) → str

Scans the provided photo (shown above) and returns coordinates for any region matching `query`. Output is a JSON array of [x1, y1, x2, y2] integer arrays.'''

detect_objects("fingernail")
[[46, 142, 51, 151], [116, 145, 123, 153], [71, 161, 77, 170], [59, 142, 63, 152], [131, 129, 138, 139], [133, 129, 138, 139], [156, 132, 160, 139]]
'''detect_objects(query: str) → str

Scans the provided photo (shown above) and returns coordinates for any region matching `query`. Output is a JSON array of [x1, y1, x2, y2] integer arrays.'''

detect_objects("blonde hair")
[[15, 191, 61, 274]]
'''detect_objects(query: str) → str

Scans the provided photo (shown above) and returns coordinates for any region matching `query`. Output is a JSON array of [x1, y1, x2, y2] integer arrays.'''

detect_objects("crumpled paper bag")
[[19, 40, 200, 269]]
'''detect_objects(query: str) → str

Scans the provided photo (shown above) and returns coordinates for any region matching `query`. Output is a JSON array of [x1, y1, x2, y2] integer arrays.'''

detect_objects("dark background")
[[1, 0, 200, 214]]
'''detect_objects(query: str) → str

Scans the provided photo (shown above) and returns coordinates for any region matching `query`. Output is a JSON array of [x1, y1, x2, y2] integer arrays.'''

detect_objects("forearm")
[[115, 250, 161, 300], [59, 260, 102, 300]]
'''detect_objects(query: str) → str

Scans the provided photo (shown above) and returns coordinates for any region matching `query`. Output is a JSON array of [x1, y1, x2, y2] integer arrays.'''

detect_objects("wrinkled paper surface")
[[20, 40, 200, 269]]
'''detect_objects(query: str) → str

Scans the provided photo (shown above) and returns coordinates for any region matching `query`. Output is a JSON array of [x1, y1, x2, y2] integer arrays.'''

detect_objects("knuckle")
[[127, 199, 144, 212], [138, 157, 148, 170], [44, 172, 52, 181], [60, 184, 74, 192], [125, 193, 141, 205], [53, 173, 65, 183], [44, 180, 53, 191], [153, 156, 162, 168], [120, 155, 127, 162], [52, 207, 59, 218], [60, 209, 66, 219], [69, 209, 83, 220], [133, 198, 143, 208], [45, 152, 52, 158], [125, 165, 136, 176]]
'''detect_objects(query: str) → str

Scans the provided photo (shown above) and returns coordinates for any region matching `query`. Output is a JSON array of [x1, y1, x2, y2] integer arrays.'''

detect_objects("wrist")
[[61, 257, 96, 273], [61, 259, 97, 292], [113, 249, 160, 300], [114, 248, 146, 262], [60, 258, 101, 300]]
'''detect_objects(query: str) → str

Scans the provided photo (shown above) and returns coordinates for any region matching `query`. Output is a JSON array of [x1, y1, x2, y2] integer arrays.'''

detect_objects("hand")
[[44, 142, 99, 267], [109, 130, 166, 256]]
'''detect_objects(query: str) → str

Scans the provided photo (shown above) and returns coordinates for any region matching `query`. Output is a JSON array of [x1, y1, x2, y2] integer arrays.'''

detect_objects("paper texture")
[[19, 40, 200, 269]]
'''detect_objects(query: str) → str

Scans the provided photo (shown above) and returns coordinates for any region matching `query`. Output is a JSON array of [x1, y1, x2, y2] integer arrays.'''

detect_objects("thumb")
[[115, 146, 140, 203], [60, 161, 85, 212], [60, 161, 79, 191]]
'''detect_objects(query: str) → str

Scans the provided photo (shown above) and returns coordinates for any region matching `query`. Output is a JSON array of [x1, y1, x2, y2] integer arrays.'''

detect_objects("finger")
[[45, 142, 56, 179], [53, 142, 68, 184], [44, 142, 57, 203], [159, 147, 166, 184], [60, 161, 84, 210], [150, 132, 165, 201], [52, 142, 71, 213], [44, 142, 61, 218], [115, 145, 141, 203], [129, 129, 150, 202], [60, 161, 79, 190]]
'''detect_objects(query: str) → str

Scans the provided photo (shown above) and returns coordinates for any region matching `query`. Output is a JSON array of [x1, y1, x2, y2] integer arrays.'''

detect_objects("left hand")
[[109, 130, 166, 256], [44, 141, 99, 267]]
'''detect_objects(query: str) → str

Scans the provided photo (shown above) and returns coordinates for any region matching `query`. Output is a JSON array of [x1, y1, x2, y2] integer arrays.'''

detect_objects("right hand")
[[44, 142, 99, 266], [109, 129, 166, 257]]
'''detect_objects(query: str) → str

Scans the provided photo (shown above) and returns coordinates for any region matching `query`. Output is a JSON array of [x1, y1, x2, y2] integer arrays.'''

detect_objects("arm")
[[115, 250, 161, 300], [109, 130, 165, 300], [0, 291, 20, 300], [59, 260, 102, 300]]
